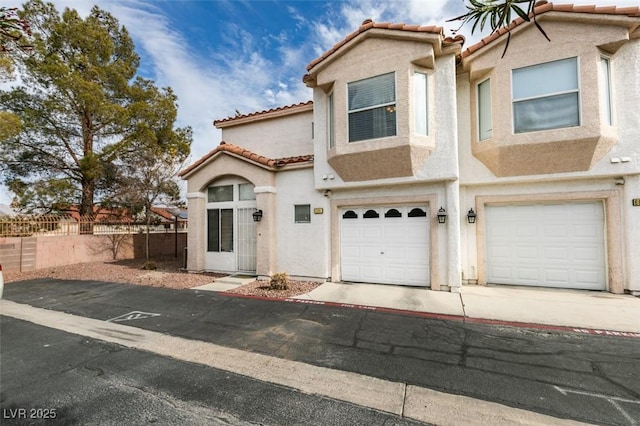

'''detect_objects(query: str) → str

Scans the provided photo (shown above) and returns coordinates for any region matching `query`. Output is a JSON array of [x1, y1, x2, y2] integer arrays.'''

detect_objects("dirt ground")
[[4, 257, 321, 298]]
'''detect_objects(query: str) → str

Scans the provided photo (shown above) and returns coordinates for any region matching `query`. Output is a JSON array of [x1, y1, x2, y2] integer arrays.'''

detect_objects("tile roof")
[[461, 1, 640, 59], [306, 19, 446, 72], [214, 101, 313, 127], [150, 207, 187, 221], [178, 141, 313, 177]]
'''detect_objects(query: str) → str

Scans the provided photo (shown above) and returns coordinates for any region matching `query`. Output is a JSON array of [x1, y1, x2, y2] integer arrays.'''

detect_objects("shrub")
[[142, 260, 157, 270], [270, 272, 289, 290]]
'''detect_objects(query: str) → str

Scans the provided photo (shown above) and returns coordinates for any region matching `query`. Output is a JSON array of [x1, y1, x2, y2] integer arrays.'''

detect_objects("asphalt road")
[[2, 278, 640, 425], [1, 316, 426, 425]]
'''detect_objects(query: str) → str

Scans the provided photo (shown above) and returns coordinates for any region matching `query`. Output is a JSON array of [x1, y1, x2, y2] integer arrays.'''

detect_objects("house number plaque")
[[633, 199, 640, 207]]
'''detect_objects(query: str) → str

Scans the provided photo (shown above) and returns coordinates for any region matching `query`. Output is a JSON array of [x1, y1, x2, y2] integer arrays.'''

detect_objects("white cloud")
[[1, 0, 638, 206]]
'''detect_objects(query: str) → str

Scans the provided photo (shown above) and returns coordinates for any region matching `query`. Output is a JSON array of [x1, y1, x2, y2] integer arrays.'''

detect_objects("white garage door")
[[485, 202, 606, 290], [340, 206, 429, 286]]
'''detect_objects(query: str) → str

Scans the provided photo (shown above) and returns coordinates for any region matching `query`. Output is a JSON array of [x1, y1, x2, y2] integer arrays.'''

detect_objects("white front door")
[[204, 179, 257, 273], [485, 202, 606, 290], [237, 208, 257, 273], [340, 206, 430, 286]]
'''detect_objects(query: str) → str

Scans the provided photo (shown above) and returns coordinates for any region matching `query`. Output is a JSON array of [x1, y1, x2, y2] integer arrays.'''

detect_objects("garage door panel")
[[486, 202, 605, 290], [542, 224, 569, 238], [362, 267, 384, 281], [544, 247, 569, 261], [517, 246, 539, 260], [575, 270, 605, 288], [341, 206, 429, 287], [574, 224, 600, 238], [574, 246, 601, 262], [516, 223, 539, 238], [489, 245, 512, 259], [545, 269, 569, 284], [516, 267, 540, 282], [489, 266, 512, 280]]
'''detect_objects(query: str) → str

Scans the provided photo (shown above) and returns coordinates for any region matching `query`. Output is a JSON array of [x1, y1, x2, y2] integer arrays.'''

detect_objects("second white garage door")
[[340, 206, 430, 286], [485, 202, 606, 290]]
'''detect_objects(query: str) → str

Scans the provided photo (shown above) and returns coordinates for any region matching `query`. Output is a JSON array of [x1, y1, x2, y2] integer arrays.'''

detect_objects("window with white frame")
[[477, 78, 492, 140], [599, 56, 613, 126], [207, 185, 233, 202], [413, 72, 428, 136], [328, 92, 335, 148], [207, 208, 233, 252], [512, 57, 579, 133], [348, 72, 396, 142], [238, 183, 256, 201]]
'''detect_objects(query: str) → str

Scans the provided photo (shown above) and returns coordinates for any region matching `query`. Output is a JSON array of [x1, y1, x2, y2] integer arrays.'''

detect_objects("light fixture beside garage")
[[252, 209, 263, 222], [437, 207, 447, 224], [467, 208, 477, 224]]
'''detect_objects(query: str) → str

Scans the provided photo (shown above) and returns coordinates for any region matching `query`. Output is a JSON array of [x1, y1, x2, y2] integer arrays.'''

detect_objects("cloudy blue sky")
[[1, 0, 637, 205]]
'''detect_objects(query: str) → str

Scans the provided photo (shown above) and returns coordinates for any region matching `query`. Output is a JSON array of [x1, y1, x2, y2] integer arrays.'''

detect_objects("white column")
[[186, 192, 206, 271], [445, 180, 462, 292]]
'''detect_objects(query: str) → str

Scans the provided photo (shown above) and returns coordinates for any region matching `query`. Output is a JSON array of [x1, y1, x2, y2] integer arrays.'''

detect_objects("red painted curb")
[[217, 292, 640, 338]]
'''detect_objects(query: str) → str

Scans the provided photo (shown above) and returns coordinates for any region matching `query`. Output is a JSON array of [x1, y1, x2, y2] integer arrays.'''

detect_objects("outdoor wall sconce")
[[467, 208, 477, 224], [437, 207, 447, 224], [252, 209, 263, 222]]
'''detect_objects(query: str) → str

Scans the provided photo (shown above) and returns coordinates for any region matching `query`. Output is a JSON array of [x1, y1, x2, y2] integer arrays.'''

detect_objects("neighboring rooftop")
[[150, 206, 187, 221]]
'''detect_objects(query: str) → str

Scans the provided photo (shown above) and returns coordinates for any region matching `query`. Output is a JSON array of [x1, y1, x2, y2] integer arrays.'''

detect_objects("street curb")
[[217, 292, 640, 339]]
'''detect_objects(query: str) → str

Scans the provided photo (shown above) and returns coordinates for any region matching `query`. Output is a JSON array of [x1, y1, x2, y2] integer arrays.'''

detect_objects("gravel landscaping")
[[4, 257, 322, 298]]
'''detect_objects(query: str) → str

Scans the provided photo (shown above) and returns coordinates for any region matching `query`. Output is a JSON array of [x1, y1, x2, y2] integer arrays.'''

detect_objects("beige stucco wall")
[[219, 110, 314, 159], [184, 154, 276, 274], [462, 20, 632, 177], [275, 168, 330, 279], [457, 19, 640, 293], [312, 37, 450, 183], [313, 50, 459, 189], [0, 233, 187, 272]]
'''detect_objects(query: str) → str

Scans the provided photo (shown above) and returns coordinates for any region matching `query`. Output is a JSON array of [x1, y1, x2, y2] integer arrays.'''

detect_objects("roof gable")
[[304, 19, 464, 78], [461, 1, 640, 60], [178, 141, 313, 178]]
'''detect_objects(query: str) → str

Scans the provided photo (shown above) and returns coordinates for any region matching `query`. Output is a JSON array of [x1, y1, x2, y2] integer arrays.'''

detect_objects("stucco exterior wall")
[[457, 26, 639, 293], [184, 155, 276, 273], [274, 168, 330, 279], [460, 23, 639, 183], [312, 38, 459, 188], [219, 110, 314, 159], [0, 233, 187, 272]]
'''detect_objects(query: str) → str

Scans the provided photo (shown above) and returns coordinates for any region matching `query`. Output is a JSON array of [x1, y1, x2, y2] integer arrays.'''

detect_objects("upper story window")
[[413, 72, 428, 136], [348, 72, 396, 142], [477, 78, 492, 141], [328, 92, 335, 148], [512, 57, 579, 133], [599, 56, 613, 126]]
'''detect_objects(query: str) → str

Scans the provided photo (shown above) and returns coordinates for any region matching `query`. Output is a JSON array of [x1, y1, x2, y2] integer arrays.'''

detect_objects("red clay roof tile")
[[214, 101, 313, 126], [461, 2, 640, 59], [305, 20, 444, 72], [178, 141, 313, 177]]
